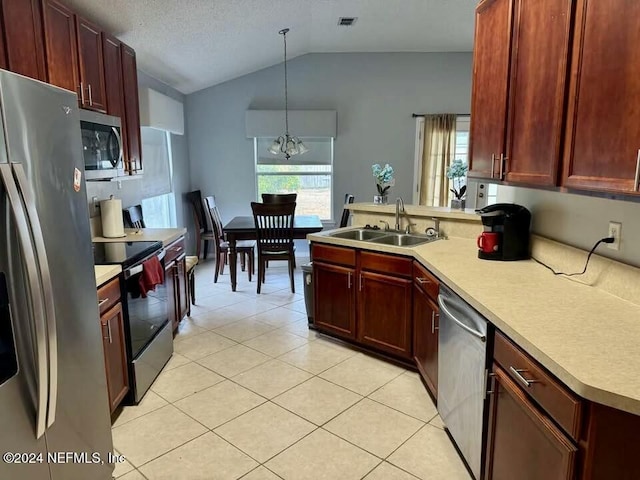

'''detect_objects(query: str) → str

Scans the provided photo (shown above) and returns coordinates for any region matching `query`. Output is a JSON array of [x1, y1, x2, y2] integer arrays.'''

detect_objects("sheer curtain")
[[418, 114, 457, 206]]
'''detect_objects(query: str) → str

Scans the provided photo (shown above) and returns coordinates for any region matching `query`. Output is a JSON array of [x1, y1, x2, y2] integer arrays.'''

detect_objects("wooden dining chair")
[[261, 193, 298, 204], [251, 201, 296, 294], [202, 196, 255, 283], [186, 190, 216, 259], [339, 194, 355, 228], [123, 204, 145, 229]]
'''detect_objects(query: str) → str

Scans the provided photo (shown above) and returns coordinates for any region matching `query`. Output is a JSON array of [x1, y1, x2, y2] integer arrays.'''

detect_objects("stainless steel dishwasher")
[[437, 285, 491, 480]]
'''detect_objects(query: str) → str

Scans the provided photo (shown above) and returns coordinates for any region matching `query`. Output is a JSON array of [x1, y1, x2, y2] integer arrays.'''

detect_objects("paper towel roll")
[[100, 196, 125, 238]]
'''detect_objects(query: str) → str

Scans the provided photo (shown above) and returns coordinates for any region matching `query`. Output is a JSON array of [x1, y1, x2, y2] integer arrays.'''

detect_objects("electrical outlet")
[[608, 221, 622, 250]]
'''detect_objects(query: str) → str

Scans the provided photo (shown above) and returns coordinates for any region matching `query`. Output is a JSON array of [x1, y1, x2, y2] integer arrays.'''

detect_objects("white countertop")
[[92, 228, 187, 246], [308, 228, 640, 416]]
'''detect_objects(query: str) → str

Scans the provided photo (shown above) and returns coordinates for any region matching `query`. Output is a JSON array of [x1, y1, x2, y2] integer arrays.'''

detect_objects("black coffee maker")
[[476, 203, 531, 261]]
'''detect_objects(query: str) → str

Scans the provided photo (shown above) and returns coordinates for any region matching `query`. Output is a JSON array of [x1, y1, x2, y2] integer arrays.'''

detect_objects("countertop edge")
[[92, 228, 187, 246], [307, 228, 640, 417], [95, 265, 122, 287]]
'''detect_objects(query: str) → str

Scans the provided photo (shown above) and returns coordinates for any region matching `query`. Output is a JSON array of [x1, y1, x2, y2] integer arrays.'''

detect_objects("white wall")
[[186, 52, 473, 224], [498, 186, 640, 267]]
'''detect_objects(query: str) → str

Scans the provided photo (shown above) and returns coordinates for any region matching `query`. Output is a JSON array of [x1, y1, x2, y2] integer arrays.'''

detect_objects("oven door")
[[123, 249, 169, 359]]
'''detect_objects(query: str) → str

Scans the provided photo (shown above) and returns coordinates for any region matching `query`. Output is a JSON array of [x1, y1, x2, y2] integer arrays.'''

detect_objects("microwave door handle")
[[112, 126, 123, 167], [0, 164, 49, 438], [438, 294, 487, 342], [13, 164, 58, 429]]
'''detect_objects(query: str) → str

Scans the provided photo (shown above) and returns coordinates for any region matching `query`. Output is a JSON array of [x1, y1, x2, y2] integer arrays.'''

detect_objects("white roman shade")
[[139, 88, 185, 135], [245, 110, 337, 138]]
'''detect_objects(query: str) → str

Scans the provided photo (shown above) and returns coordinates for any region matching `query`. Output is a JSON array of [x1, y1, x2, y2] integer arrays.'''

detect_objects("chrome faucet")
[[395, 197, 405, 231]]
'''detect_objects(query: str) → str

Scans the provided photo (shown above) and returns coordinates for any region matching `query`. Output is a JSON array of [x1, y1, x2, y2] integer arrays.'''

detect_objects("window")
[[254, 137, 334, 221], [140, 130, 177, 227], [451, 116, 470, 203]]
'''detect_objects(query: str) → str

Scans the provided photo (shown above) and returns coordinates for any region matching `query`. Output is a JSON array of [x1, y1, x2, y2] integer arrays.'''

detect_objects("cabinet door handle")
[[88, 84, 93, 106], [79, 82, 85, 105], [431, 311, 439, 334], [359, 273, 363, 291], [509, 366, 538, 388], [634, 149, 640, 192], [98, 298, 109, 307], [103, 319, 113, 344], [499, 154, 507, 180], [486, 371, 497, 395], [347, 272, 352, 289], [490, 154, 496, 178], [416, 277, 431, 285]]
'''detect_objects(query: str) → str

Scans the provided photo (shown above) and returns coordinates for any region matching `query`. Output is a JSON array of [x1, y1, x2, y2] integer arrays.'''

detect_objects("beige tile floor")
[[111, 257, 470, 480]]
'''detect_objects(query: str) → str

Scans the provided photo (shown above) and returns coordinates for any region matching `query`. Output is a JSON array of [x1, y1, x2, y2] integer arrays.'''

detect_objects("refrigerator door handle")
[[0, 164, 49, 438], [12, 163, 58, 429]]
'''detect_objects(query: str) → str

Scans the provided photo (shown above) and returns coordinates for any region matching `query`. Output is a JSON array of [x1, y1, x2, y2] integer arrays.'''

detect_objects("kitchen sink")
[[327, 228, 439, 247], [369, 233, 435, 247], [329, 229, 389, 241]]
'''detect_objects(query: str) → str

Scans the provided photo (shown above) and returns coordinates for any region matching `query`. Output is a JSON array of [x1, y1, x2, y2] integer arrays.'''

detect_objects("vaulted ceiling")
[[65, 0, 475, 94]]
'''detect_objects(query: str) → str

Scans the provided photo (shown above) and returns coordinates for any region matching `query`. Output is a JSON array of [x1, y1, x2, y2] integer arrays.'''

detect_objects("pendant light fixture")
[[268, 28, 309, 159]]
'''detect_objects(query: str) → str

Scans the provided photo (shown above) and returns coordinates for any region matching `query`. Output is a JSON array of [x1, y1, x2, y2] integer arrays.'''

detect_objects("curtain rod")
[[412, 113, 470, 117]]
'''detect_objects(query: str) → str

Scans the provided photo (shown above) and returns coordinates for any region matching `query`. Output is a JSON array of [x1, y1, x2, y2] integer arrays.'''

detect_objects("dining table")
[[223, 214, 324, 291]]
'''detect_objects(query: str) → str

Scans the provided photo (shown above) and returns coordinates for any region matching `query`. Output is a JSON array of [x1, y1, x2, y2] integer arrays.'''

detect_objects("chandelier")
[[268, 28, 309, 159]]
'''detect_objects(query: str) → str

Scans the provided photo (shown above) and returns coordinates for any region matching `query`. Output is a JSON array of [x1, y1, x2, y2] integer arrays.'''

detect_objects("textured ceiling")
[[64, 0, 476, 94]]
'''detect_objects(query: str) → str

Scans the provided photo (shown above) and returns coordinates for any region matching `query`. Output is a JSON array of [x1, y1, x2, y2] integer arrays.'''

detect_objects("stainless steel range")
[[93, 241, 172, 403]]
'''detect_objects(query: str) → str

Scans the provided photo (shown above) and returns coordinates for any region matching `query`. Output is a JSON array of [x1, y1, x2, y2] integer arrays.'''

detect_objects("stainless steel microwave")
[[80, 110, 124, 180]]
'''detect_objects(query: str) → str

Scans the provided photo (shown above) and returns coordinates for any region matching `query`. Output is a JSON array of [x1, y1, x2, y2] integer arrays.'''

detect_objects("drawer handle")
[[98, 298, 109, 307], [416, 277, 431, 285], [509, 366, 538, 388], [634, 149, 640, 192]]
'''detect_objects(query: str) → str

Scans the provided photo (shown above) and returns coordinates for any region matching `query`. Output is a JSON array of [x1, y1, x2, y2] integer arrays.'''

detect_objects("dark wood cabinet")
[[313, 261, 357, 340], [504, 0, 573, 186], [485, 365, 577, 480], [41, 0, 79, 94], [470, 0, 573, 186], [97, 277, 128, 414], [358, 270, 412, 359], [100, 302, 129, 414], [121, 43, 142, 174], [76, 16, 107, 112], [102, 34, 124, 115], [468, 0, 512, 180], [413, 284, 438, 398], [1, 0, 46, 80], [165, 236, 188, 332], [165, 260, 178, 330], [562, 0, 640, 194]]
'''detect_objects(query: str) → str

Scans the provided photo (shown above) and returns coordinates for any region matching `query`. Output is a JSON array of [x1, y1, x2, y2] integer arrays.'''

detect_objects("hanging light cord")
[[280, 28, 290, 137]]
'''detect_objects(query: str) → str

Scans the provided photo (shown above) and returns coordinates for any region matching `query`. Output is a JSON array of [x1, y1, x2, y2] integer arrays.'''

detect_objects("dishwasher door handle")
[[438, 294, 486, 342]]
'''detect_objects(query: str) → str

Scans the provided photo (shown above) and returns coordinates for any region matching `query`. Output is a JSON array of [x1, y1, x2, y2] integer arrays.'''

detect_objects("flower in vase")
[[372, 163, 395, 196], [446, 159, 468, 199]]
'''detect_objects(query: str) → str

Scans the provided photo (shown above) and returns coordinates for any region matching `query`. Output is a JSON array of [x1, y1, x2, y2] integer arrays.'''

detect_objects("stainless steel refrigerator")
[[0, 70, 114, 479]]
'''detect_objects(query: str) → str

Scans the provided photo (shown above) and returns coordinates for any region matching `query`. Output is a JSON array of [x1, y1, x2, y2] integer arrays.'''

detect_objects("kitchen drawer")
[[97, 277, 121, 315], [165, 236, 186, 264], [360, 251, 412, 278], [312, 243, 356, 267], [413, 261, 439, 300], [494, 331, 582, 440]]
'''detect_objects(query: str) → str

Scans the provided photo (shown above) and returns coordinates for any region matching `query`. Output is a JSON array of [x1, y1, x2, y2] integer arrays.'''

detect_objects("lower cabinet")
[[312, 243, 415, 361], [97, 278, 128, 414], [413, 283, 439, 398], [313, 261, 356, 339], [485, 365, 577, 480], [165, 236, 188, 332], [358, 270, 412, 359]]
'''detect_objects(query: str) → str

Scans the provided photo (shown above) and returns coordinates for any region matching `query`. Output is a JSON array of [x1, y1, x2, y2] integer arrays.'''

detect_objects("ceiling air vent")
[[338, 17, 358, 26]]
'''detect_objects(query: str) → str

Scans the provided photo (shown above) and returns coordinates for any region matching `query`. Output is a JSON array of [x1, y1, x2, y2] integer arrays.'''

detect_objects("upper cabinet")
[[468, 0, 512, 181], [76, 16, 107, 112], [1, 0, 47, 81], [121, 43, 142, 174], [42, 0, 79, 94], [561, 0, 640, 195], [469, 0, 573, 186], [470, 0, 639, 197]]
